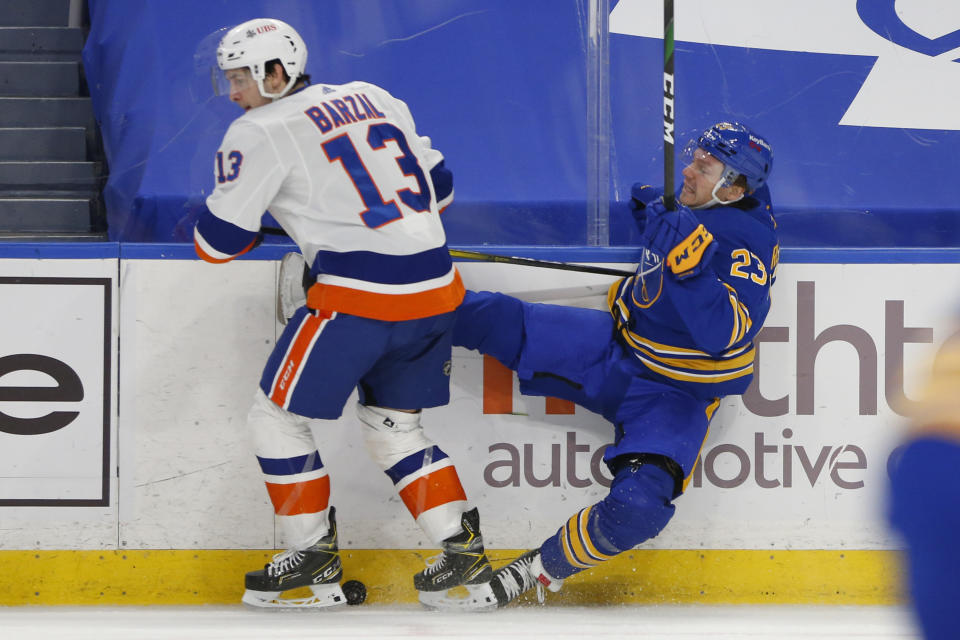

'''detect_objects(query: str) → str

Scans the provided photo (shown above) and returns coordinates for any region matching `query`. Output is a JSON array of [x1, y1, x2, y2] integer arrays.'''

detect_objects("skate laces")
[[498, 554, 537, 601], [266, 549, 306, 577], [422, 552, 449, 576]]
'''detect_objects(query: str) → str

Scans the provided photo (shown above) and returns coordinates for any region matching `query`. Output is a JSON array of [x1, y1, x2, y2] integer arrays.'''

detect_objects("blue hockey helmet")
[[696, 122, 773, 193]]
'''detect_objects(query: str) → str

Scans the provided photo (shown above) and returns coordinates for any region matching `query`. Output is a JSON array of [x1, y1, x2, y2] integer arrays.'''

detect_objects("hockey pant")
[[247, 390, 468, 549]]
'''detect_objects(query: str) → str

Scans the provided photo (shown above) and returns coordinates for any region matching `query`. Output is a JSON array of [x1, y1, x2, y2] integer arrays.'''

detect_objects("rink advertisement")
[[0, 258, 117, 511], [116, 258, 953, 554], [2, 253, 946, 604]]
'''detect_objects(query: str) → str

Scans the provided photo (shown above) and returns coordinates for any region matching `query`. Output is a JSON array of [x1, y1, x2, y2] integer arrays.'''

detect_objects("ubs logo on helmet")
[[246, 24, 278, 38]]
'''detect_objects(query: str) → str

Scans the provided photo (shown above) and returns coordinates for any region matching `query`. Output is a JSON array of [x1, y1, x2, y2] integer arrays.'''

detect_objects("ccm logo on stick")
[[0, 354, 83, 435]]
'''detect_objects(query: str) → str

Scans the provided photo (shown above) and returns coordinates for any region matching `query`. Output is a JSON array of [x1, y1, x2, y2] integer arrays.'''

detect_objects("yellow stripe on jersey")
[[722, 282, 753, 348], [617, 329, 755, 372], [610, 279, 753, 360], [632, 352, 753, 383], [608, 277, 755, 384]]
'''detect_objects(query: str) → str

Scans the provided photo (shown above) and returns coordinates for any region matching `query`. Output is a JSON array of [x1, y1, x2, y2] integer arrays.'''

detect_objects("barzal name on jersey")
[[194, 81, 462, 322]]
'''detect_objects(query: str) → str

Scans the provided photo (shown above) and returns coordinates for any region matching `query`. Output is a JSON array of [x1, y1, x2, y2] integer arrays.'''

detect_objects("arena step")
[[0, 127, 86, 161], [0, 0, 71, 28], [0, 61, 79, 97], [0, 198, 93, 232], [0, 161, 101, 191], [0, 27, 84, 61], [0, 97, 93, 127]]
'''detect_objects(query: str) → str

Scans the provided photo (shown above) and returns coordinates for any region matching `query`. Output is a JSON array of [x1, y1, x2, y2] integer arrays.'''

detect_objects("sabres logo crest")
[[632, 248, 664, 308]]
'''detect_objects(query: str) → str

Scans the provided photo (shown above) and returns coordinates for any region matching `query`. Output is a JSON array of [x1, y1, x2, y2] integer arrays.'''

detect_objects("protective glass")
[[680, 139, 738, 188], [190, 27, 232, 103]]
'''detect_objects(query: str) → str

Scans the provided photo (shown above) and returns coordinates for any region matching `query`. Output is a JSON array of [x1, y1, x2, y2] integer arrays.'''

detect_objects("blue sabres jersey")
[[608, 186, 778, 399]]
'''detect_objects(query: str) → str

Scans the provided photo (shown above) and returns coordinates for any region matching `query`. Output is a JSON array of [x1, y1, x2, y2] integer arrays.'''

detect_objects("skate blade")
[[242, 583, 347, 610], [418, 583, 498, 612]]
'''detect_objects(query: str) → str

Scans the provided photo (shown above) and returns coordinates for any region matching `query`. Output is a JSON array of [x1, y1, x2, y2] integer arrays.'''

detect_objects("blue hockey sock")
[[539, 462, 677, 580]]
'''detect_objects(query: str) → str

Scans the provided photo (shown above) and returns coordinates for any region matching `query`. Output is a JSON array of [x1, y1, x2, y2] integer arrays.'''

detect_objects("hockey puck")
[[343, 579, 366, 605]]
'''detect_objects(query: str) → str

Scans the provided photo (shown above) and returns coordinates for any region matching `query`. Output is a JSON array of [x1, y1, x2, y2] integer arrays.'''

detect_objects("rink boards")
[[1, 245, 956, 605]]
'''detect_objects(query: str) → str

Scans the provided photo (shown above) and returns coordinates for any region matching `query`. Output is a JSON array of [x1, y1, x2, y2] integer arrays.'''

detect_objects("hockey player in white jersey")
[[193, 18, 492, 609]]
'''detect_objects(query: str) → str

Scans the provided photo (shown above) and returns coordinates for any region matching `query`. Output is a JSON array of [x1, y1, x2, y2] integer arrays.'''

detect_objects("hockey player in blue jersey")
[[889, 330, 960, 640], [446, 122, 777, 609]]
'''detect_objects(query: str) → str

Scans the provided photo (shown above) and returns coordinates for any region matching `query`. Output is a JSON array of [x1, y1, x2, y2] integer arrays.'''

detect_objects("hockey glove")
[[642, 201, 716, 280], [630, 183, 664, 210], [629, 184, 664, 233]]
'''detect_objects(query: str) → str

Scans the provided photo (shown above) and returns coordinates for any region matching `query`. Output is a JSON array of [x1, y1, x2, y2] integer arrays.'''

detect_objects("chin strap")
[[691, 176, 745, 210]]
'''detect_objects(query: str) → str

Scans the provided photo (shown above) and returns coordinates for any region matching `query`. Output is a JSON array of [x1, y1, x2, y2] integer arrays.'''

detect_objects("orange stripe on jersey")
[[269, 311, 328, 407], [194, 234, 259, 264], [265, 475, 330, 516], [397, 465, 467, 519], [307, 270, 465, 321]]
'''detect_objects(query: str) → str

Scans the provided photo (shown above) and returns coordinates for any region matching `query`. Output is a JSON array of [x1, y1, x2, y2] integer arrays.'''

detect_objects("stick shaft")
[[262, 228, 635, 277], [663, 0, 676, 210], [449, 249, 634, 277]]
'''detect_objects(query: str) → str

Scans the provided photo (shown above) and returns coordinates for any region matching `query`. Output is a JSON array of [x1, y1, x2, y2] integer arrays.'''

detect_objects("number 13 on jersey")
[[322, 123, 432, 229]]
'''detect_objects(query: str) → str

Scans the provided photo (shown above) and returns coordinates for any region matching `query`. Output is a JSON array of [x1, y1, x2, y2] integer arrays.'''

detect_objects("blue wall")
[[83, 0, 960, 248]]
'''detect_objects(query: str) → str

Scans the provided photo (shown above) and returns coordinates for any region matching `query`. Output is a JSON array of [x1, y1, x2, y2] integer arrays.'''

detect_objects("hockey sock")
[[247, 390, 332, 549], [357, 404, 468, 543], [539, 462, 677, 579]]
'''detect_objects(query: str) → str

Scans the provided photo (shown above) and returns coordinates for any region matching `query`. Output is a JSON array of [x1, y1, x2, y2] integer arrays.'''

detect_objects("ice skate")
[[242, 506, 347, 609], [415, 507, 494, 609], [487, 549, 563, 608]]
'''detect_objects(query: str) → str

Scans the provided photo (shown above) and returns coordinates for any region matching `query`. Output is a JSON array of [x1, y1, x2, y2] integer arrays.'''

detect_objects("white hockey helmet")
[[216, 18, 307, 99]]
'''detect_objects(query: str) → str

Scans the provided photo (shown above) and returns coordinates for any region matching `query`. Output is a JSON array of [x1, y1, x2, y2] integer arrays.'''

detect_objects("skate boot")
[[242, 506, 347, 609], [415, 507, 493, 609], [488, 549, 564, 608]]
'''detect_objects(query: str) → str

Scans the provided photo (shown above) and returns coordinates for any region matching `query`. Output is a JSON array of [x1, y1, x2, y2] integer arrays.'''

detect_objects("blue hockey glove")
[[630, 183, 664, 210], [642, 201, 717, 280], [629, 184, 664, 233]]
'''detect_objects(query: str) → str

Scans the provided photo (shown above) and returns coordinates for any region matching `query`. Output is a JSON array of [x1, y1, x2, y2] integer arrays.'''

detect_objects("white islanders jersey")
[[195, 81, 461, 321]]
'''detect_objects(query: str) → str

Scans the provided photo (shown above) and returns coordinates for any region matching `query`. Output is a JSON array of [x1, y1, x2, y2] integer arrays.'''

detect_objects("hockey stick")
[[448, 249, 634, 277], [261, 227, 635, 277], [662, 0, 676, 211]]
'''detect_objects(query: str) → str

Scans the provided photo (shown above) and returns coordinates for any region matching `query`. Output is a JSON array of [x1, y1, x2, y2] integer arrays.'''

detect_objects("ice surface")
[[0, 604, 921, 640]]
